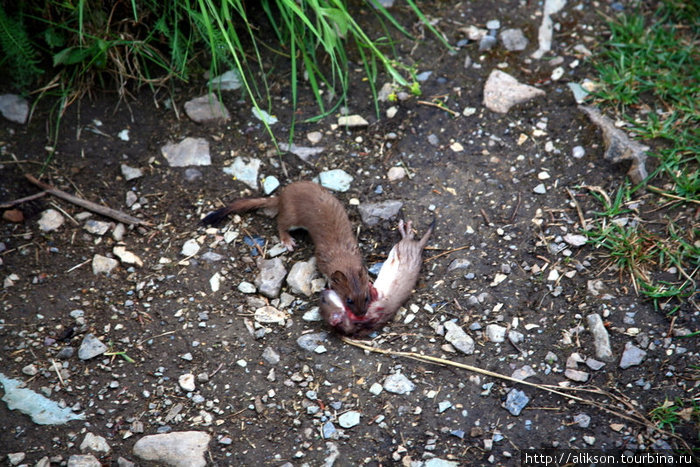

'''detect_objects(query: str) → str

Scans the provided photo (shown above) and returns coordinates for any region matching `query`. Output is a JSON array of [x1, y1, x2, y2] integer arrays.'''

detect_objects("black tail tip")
[[201, 208, 229, 225]]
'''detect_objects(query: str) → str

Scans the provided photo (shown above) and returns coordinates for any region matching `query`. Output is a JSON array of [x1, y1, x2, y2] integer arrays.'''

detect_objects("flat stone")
[[67, 454, 101, 467], [78, 334, 108, 360], [286, 258, 317, 296], [80, 432, 111, 454], [500, 28, 528, 51], [383, 373, 415, 395], [262, 347, 280, 365], [254, 306, 286, 325], [222, 157, 261, 190], [337, 114, 368, 127], [262, 176, 280, 195], [318, 169, 353, 192], [252, 107, 277, 125], [338, 411, 361, 428], [278, 143, 325, 164], [84, 220, 111, 235], [178, 374, 196, 392], [296, 332, 329, 352], [619, 341, 646, 369], [161, 137, 211, 167], [485, 324, 506, 343], [255, 257, 287, 298], [120, 164, 143, 181], [358, 200, 403, 226], [483, 70, 545, 114], [443, 321, 475, 355], [113, 246, 143, 267], [184, 93, 230, 123], [504, 388, 529, 416], [587, 314, 614, 361], [208, 69, 242, 91], [132, 431, 211, 467], [181, 239, 200, 257], [38, 209, 64, 232], [565, 368, 590, 382], [92, 255, 118, 275], [0, 94, 29, 124], [387, 166, 406, 181], [307, 131, 322, 144]]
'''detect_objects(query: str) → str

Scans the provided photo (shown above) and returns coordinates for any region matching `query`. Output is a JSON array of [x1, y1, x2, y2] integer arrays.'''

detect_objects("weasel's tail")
[[202, 197, 278, 225], [418, 216, 436, 247]]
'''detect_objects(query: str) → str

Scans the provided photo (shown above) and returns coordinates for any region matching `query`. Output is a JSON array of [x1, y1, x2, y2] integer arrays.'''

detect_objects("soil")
[[1, 0, 698, 465]]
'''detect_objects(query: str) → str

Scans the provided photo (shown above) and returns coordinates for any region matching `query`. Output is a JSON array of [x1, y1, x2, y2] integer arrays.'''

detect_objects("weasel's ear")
[[330, 271, 347, 286]]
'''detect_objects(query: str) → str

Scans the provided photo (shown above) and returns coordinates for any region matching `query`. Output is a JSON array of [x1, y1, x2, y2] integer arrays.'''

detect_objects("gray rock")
[[112, 223, 126, 241], [21, 364, 38, 376], [184, 168, 202, 182], [318, 169, 353, 192], [184, 93, 230, 123], [7, 452, 25, 466], [383, 372, 415, 394], [338, 410, 361, 428], [222, 156, 261, 190], [337, 114, 368, 127], [286, 258, 317, 296], [580, 105, 649, 184], [307, 131, 323, 144], [565, 368, 590, 382], [479, 35, 497, 51], [117, 457, 136, 467], [532, 0, 567, 58], [358, 200, 404, 226], [84, 220, 111, 236], [278, 143, 325, 164], [447, 258, 471, 272], [486, 19, 501, 30], [161, 137, 211, 167], [38, 209, 65, 232], [533, 183, 547, 194], [322, 421, 338, 439], [586, 314, 614, 361], [181, 239, 200, 257], [80, 432, 111, 454], [437, 400, 452, 413], [499, 28, 528, 51], [0, 373, 85, 425], [574, 413, 591, 428], [132, 431, 211, 467], [619, 341, 647, 369], [483, 70, 545, 114], [302, 307, 322, 322], [125, 191, 138, 208], [78, 334, 108, 360], [567, 83, 589, 104], [201, 251, 224, 262], [262, 347, 280, 365], [511, 365, 536, 381], [178, 374, 196, 392], [572, 145, 586, 159], [485, 324, 506, 343], [508, 330, 524, 345], [120, 164, 143, 181], [255, 257, 287, 298], [425, 459, 459, 467], [67, 455, 101, 467], [56, 347, 75, 359], [504, 388, 529, 416], [92, 255, 119, 275], [296, 332, 329, 352], [0, 94, 29, 124], [254, 306, 286, 325], [252, 107, 278, 125], [443, 321, 475, 354], [208, 69, 242, 91], [262, 175, 280, 194]]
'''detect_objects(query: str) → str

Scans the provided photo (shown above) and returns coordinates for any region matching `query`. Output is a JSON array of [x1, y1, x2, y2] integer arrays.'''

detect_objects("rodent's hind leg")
[[280, 232, 297, 251]]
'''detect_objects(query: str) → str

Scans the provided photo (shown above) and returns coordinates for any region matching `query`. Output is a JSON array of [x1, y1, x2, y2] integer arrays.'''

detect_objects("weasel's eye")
[[346, 298, 354, 306]]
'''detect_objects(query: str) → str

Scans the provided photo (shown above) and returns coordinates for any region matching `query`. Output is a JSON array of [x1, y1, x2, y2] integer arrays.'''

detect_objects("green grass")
[[649, 397, 700, 435], [0, 1, 447, 148], [585, 0, 699, 311]]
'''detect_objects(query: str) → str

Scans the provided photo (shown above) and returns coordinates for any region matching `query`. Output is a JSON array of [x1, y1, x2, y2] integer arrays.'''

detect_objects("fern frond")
[[0, 4, 43, 89]]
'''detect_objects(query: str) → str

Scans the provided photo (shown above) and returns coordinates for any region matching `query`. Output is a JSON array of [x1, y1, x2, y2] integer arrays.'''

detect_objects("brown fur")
[[203, 181, 374, 317], [320, 218, 434, 335]]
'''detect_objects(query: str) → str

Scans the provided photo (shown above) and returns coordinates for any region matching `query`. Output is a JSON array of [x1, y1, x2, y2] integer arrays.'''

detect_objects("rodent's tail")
[[418, 216, 436, 247], [202, 197, 279, 225]]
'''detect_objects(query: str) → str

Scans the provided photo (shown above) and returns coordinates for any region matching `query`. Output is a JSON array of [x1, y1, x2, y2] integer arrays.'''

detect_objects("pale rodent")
[[203, 181, 375, 317], [320, 218, 434, 335]]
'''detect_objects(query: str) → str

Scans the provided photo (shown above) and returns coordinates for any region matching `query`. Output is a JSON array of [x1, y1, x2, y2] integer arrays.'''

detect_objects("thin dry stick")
[[566, 187, 587, 230], [424, 245, 471, 262], [340, 337, 689, 450], [0, 191, 47, 209], [25, 174, 151, 226]]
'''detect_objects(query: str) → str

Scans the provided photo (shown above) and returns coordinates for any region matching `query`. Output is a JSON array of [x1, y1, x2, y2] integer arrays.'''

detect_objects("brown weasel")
[[203, 181, 376, 317], [320, 218, 434, 335]]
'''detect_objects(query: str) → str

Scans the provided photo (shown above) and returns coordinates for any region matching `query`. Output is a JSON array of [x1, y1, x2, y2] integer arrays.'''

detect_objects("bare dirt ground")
[[1, 0, 697, 465]]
